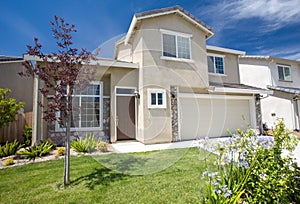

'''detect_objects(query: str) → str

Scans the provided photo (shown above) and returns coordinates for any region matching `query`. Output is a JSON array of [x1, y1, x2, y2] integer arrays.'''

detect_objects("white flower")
[[259, 173, 267, 180]]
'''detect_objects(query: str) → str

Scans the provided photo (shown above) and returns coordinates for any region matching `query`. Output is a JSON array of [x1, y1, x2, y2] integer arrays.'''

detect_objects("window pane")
[[157, 93, 163, 105], [215, 57, 224, 74], [81, 84, 100, 95], [207, 56, 214, 73], [80, 97, 100, 128], [177, 36, 190, 59], [151, 93, 156, 105], [278, 66, 284, 80], [162, 34, 176, 57], [284, 66, 291, 81], [116, 88, 135, 95]]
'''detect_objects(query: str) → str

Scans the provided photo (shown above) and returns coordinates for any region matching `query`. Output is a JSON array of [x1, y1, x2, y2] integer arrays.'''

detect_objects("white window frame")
[[147, 88, 167, 109], [277, 64, 292, 81], [56, 81, 103, 131], [207, 54, 225, 75], [160, 29, 192, 62]]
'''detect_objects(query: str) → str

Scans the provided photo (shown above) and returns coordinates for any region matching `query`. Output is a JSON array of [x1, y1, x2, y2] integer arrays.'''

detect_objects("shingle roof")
[[267, 85, 300, 95], [0, 56, 23, 62], [210, 82, 267, 91], [135, 5, 214, 34]]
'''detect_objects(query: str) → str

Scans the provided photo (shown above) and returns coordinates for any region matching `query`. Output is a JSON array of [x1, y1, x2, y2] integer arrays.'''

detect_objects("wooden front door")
[[116, 96, 136, 140]]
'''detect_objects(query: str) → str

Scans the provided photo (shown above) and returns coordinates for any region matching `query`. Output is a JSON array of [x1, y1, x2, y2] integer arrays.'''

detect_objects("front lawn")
[[0, 148, 215, 203]]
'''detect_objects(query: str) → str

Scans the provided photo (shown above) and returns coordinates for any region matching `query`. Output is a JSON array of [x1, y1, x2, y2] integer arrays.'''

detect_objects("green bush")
[[97, 141, 108, 152], [18, 141, 53, 161], [0, 140, 21, 158], [4, 158, 14, 166], [71, 134, 97, 153], [57, 147, 65, 156], [201, 119, 300, 203], [23, 125, 32, 146]]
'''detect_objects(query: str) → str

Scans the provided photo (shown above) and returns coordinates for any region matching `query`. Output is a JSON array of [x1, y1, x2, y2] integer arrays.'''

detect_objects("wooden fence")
[[0, 112, 33, 144]]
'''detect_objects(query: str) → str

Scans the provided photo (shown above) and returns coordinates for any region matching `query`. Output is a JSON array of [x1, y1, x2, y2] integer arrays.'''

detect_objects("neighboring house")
[[0, 56, 33, 113], [31, 6, 270, 145], [239, 56, 300, 131]]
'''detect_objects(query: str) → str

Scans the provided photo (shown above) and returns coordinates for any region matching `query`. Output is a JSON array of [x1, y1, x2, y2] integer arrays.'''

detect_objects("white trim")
[[160, 29, 192, 38], [179, 93, 253, 100], [207, 45, 246, 56], [147, 88, 167, 109], [160, 56, 194, 63], [176, 87, 182, 141], [208, 73, 227, 77], [23, 54, 139, 69], [208, 87, 273, 95]]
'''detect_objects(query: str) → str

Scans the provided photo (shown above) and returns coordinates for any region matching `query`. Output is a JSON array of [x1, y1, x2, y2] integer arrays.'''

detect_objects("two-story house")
[[239, 56, 300, 131], [31, 6, 270, 145]]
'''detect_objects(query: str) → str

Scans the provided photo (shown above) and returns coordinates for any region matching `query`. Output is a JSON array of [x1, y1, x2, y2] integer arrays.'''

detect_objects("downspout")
[[294, 97, 300, 130], [32, 60, 39, 145]]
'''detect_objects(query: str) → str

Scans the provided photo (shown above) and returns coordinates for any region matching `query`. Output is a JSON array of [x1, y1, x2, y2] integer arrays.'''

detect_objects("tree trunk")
[[63, 86, 72, 187]]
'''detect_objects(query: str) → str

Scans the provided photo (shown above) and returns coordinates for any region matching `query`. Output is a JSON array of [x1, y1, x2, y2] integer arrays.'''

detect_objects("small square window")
[[277, 65, 291, 81], [148, 89, 166, 109], [207, 55, 225, 74]]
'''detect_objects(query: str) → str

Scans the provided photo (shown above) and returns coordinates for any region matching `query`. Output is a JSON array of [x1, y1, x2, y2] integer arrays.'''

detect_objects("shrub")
[[57, 147, 65, 156], [4, 158, 14, 166], [0, 140, 21, 158], [23, 126, 32, 146], [97, 141, 108, 152], [71, 134, 97, 153], [18, 141, 53, 161], [200, 119, 300, 203]]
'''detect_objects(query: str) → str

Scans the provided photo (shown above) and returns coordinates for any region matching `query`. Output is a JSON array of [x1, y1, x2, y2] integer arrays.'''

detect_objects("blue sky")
[[1, 0, 300, 60]]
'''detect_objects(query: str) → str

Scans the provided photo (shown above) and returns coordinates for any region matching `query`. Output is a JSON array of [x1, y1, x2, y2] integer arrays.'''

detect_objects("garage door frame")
[[178, 93, 256, 140]]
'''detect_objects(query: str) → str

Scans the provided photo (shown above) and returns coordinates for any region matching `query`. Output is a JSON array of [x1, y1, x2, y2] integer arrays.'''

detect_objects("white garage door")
[[179, 94, 253, 140]]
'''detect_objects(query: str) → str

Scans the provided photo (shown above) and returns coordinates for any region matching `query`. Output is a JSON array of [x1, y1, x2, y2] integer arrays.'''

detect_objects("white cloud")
[[199, 0, 300, 32]]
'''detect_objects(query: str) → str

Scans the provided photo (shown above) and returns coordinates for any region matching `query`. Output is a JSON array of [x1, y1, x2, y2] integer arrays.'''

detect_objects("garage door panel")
[[180, 97, 251, 140]]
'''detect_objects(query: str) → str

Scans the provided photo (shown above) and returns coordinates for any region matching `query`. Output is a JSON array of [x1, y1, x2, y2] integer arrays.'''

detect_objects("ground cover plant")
[[0, 148, 215, 203]]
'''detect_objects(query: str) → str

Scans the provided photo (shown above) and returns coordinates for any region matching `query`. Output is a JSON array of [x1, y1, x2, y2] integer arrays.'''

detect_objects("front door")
[[116, 95, 136, 140]]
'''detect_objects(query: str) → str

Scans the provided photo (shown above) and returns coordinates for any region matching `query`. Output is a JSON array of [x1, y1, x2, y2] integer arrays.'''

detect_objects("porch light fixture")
[[134, 90, 140, 99]]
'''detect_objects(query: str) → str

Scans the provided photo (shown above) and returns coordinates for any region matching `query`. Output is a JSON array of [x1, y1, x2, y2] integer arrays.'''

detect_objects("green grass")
[[0, 148, 216, 203]]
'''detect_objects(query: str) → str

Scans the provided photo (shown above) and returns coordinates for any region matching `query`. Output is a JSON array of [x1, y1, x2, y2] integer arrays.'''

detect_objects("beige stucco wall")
[[123, 14, 210, 143], [208, 50, 240, 84], [0, 61, 33, 112]]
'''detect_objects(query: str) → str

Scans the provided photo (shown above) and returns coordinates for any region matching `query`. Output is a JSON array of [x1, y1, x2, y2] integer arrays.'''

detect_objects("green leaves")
[[0, 140, 21, 157], [18, 141, 53, 161], [71, 134, 97, 153], [0, 88, 24, 128]]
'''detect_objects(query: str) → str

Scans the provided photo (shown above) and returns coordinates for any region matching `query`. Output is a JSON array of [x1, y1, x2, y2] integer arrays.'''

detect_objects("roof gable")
[[124, 5, 214, 45]]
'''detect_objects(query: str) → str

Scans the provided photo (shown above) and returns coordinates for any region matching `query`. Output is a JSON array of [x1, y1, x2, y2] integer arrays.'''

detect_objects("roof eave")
[[124, 8, 214, 45], [208, 87, 273, 95]]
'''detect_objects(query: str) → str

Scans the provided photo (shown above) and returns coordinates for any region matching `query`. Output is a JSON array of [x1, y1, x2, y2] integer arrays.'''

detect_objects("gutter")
[[208, 87, 273, 95]]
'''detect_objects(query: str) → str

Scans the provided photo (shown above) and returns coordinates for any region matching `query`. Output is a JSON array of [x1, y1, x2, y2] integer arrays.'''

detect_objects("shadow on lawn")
[[70, 167, 126, 190], [70, 154, 148, 189]]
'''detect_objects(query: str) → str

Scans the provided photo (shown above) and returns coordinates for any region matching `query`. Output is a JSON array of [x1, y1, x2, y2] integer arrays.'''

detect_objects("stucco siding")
[[208, 51, 240, 84], [0, 62, 33, 112]]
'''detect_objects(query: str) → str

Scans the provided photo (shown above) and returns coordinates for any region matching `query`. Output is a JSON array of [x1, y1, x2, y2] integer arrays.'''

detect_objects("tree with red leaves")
[[22, 16, 94, 186]]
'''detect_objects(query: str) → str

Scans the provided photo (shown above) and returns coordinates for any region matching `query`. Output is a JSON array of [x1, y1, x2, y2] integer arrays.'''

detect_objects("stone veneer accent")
[[47, 97, 111, 145], [170, 86, 179, 142], [255, 94, 263, 134]]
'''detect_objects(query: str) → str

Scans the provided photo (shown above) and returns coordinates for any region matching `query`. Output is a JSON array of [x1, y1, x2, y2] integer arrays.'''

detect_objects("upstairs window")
[[207, 55, 225, 74], [147, 89, 166, 109], [161, 29, 191, 60], [277, 65, 291, 81]]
